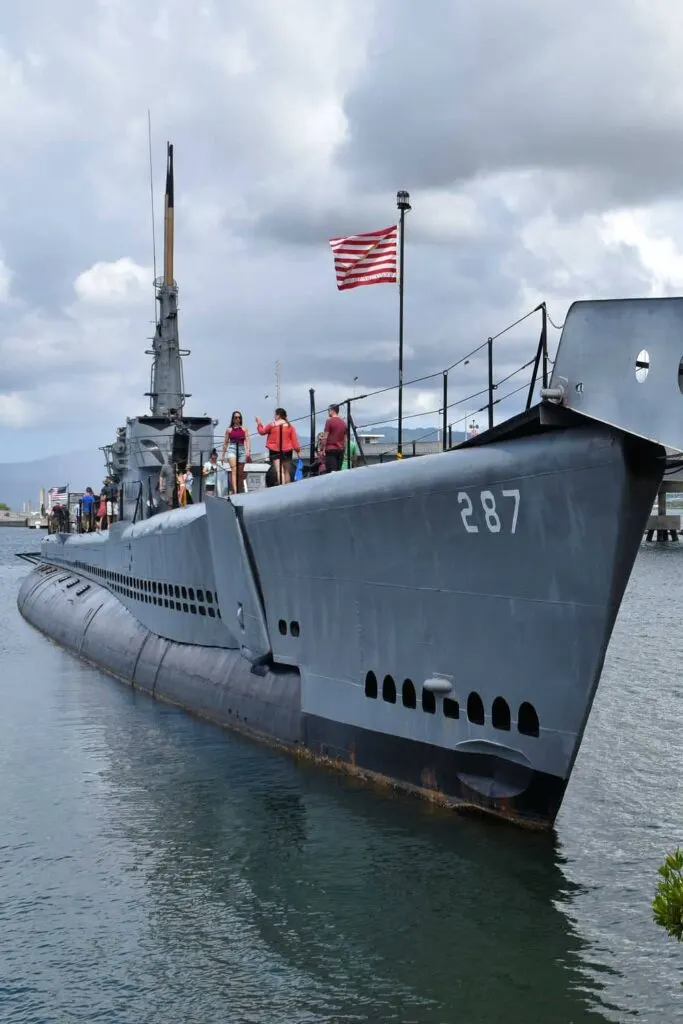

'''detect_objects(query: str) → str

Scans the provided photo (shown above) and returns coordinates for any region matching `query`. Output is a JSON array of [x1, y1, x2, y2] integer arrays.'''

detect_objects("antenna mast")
[[275, 360, 281, 407], [144, 140, 187, 417], [163, 142, 174, 285]]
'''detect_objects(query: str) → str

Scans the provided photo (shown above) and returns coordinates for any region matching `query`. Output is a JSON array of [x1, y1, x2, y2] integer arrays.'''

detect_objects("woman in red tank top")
[[221, 410, 251, 494], [256, 407, 301, 484]]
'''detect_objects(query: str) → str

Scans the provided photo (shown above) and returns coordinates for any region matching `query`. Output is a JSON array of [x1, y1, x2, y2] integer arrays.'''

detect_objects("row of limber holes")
[[42, 560, 222, 618], [364, 671, 540, 737], [53, 570, 222, 618]]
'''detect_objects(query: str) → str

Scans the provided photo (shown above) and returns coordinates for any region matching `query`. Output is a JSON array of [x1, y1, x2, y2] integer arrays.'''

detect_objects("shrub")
[[653, 848, 683, 942]]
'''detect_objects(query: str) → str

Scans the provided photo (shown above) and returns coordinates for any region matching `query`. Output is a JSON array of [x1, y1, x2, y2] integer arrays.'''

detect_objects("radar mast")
[[146, 142, 187, 417]]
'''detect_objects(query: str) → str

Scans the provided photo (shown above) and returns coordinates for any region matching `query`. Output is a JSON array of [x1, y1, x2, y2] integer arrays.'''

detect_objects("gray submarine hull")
[[17, 566, 570, 826], [17, 413, 663, 830]]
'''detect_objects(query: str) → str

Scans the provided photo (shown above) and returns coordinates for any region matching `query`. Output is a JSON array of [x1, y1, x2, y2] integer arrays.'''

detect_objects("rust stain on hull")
[[291, 744, 550, 832]]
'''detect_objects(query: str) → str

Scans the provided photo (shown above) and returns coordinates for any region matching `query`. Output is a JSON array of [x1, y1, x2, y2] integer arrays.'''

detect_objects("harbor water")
[[1, 527, 681, 1023]]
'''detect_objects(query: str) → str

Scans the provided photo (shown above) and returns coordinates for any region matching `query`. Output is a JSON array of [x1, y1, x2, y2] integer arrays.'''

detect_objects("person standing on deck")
[[202, 449, 219, 496], [322, 405, 347, 473], [177, 466, 193, 506], [221, 410, 251, 495], [104, 477, 119, 524], [256, 409, 300, 484], [96, 487, 107, 531], [184, 466, 194, 503], [342, 437, 359, 470], [157, 460, 175, 512], [81, 487, 95, 532]]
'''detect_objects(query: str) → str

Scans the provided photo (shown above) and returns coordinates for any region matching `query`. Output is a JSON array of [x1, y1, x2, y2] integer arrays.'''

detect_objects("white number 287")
[[457, 489, 520, 534]]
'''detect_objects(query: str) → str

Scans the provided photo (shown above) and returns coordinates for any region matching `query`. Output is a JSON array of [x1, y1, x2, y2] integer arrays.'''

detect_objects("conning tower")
[[102, 141, 215, 519]]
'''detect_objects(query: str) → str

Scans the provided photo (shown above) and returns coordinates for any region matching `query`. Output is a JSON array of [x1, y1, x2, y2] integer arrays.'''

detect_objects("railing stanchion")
[[309, 388, 316, 470], [526, 331, 544, 410], [349, 411, 366, 467], [487, 336, 494, 431], [541, 303, 549, 389], [442, 372, 448, 451], [345, 399, 352, 471]]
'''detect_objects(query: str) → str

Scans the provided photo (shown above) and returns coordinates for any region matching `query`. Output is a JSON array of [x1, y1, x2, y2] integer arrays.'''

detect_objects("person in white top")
[[202, 449, 218, 496]]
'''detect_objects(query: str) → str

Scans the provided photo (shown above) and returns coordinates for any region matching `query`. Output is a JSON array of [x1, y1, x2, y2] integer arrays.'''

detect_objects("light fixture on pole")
[[396, 189, 411, 457]]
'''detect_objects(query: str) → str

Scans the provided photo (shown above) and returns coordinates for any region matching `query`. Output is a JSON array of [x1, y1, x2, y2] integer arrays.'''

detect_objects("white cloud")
[[0, 44, 67, 165], [0, 392, 38, 428], [600, 209, 683, 294], [0, 258, 12, 303], [73, 258, 151, 306], [412, 191, 483, 245]]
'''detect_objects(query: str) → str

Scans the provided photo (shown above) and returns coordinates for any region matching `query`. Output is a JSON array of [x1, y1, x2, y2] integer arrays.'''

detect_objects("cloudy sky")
[[2, 0, 683, 461]]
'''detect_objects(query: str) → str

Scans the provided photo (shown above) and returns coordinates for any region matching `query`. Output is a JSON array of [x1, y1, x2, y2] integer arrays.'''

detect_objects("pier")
[[0, 512, 30, 528], [646, 454, 683, 542]]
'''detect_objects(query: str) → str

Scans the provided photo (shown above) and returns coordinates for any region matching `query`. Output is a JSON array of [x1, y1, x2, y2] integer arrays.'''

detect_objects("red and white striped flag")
[[328, 225, 398, 291]]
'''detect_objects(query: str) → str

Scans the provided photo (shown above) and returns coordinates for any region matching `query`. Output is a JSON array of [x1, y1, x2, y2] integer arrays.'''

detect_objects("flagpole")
[[396, 190, 411, 458]]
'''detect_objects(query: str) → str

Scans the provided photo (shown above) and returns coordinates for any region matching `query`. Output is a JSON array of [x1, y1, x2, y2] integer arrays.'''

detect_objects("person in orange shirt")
[[256, 407, 301, 484]]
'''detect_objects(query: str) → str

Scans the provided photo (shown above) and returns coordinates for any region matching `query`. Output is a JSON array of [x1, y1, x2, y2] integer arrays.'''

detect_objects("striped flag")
[[329, 225, 398, 291], [48, 485, 68, 511]]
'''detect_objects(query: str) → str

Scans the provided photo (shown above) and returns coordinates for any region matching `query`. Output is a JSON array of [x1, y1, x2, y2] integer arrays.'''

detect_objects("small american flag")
[[329, 225, 398, 291], [48, 486, 68, 507]]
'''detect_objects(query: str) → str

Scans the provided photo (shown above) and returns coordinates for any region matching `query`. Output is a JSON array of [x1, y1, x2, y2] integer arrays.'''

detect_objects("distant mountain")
[[0, 450, 108, 512], [359, 425, 467, 444]]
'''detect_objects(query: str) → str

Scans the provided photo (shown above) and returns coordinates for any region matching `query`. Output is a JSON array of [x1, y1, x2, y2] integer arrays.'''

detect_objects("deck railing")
[[56, 302, 564, 526]]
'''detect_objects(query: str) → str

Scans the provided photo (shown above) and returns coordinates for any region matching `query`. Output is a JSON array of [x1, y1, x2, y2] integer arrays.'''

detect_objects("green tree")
[[0, 502, 9, 511], [653, 848, 683, 942]]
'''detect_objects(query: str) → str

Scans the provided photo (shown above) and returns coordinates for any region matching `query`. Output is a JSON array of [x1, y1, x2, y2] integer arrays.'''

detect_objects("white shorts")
[[106, 501, 118, 516]]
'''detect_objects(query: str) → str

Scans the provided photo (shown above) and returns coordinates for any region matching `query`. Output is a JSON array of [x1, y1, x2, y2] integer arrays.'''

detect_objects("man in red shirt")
[[322, 404, 347, 473]]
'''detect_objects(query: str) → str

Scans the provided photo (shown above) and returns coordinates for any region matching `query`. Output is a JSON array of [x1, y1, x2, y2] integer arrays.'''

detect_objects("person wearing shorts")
[[221, 410, 251, 494], [104, 478, 119, 523], [255, 408, 301, 485]]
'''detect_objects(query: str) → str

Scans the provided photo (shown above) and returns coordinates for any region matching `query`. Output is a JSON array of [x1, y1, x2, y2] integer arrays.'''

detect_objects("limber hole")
[[382, 675, 396, 704]]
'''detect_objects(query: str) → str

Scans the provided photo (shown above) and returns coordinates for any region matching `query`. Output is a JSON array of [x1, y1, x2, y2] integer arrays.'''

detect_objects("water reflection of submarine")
[[239, 795, 612, 1022], [114, 717, 612, 1024]]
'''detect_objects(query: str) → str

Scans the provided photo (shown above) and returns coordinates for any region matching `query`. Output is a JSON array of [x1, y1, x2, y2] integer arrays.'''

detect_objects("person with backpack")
[[256, 408, 301, 485]]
